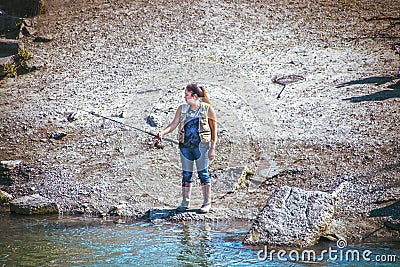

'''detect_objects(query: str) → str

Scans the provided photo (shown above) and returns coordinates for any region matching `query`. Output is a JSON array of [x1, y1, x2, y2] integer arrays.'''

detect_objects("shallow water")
[[0, 214, 398, 266]]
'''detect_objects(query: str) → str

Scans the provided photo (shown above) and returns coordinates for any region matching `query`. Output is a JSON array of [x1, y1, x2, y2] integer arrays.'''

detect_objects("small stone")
[[0, 56, 15, 77], [213, 166, 253, 194], [66, 111, 79, 122], [258, 168, 270, 178], [23, 54, 45, 72], [0, 160, 22, 171], [327, 235, 340, 242], [385, 218, 400, 230], [0, 190, 13, 203], [49, 132, 67, 140], [33, 35, 54, 43], [148, 208, 176, 220], [146, 114, 162, 127], [108, 203, 136, 217]]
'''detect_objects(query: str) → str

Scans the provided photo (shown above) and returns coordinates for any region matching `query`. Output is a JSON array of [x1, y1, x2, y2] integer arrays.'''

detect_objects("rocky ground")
[[0, 0, 399, 244]]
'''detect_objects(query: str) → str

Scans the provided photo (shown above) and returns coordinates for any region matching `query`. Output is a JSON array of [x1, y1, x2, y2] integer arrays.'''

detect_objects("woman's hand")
[[208, 147, 215, 161], [156, 132, 163, 140], [154, 132, 164, 149]]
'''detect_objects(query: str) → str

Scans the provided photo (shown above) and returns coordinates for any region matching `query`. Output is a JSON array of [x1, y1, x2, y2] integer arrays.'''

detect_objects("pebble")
[[0, 190, 13, 203], [49, 132, 67, 140], [0, 160, 22, 171]]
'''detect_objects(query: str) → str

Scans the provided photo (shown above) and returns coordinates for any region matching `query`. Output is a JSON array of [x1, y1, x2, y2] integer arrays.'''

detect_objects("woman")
[[156, 84, 217, 213]]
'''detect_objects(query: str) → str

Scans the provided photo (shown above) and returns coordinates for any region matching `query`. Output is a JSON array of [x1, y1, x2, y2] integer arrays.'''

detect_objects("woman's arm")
[[208, 105, 217, 160], [157, 105, 182, 139]]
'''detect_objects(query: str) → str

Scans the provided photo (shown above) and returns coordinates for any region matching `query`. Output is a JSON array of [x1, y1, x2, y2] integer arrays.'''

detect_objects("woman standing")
[[157, 84, 217, 213]]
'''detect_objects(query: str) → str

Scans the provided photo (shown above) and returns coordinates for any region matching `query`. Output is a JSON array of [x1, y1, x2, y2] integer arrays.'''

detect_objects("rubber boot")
[[177, 182, 192, 212], [199, 183, 211, 214]]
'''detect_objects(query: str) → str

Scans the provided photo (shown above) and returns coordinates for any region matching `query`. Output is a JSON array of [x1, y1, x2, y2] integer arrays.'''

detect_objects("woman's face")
[[184, 89, 198, 104]]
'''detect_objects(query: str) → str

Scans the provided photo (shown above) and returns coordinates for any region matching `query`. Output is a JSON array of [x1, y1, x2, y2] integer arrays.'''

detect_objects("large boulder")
[[0, 0, 46, 17], [10, 194, 60, 215], [0, 14, 21, 38], [243, 186, 335, 248], [0, 39, 19, 54]]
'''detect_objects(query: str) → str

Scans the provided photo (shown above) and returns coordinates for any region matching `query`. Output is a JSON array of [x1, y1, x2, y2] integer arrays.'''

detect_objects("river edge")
[[1, 0, 399, 247], [1, 213, 397, 266]]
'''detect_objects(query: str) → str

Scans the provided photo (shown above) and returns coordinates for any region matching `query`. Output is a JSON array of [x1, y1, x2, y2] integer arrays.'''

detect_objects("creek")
[[0, 214, 398, 266]]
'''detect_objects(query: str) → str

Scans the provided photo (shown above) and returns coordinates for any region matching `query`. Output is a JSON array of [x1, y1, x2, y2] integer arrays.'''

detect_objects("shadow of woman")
[[342, 79, 400, 102], [337, 76, 398, 88]]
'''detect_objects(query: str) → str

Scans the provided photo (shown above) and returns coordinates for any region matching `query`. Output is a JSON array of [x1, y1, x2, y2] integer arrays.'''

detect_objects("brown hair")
[[185, 84, 211, 105]]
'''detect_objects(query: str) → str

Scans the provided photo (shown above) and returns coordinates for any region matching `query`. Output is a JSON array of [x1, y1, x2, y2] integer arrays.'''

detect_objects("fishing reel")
[[153, 139, 164, 149]]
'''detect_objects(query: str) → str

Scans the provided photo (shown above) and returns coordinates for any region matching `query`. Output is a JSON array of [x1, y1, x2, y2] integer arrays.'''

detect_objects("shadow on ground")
[[338, 76, 400, 102], [369, 200, 400, 220]]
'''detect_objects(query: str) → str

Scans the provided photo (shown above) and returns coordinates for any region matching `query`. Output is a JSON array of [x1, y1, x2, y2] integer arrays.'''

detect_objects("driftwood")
[[364, 16, 400, 22], [363, 16, 400, 32], [344, 16, 400, 42]]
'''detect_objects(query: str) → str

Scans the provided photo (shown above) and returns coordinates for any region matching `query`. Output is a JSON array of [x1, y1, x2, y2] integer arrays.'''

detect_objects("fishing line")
[[77, 108, 179, 145]]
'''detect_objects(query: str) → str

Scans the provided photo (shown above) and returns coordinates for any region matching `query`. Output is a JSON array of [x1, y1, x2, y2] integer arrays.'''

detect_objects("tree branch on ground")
[[364, 16, 400, 22]]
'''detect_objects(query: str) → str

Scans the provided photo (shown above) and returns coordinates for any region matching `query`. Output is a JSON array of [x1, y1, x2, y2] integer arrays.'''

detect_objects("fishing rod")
[[76, 109, 179, 146]]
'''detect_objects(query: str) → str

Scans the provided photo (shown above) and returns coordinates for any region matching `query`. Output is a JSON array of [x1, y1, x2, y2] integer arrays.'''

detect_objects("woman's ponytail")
[[186, 84, 212, 105], [199, 86, 212, 105]]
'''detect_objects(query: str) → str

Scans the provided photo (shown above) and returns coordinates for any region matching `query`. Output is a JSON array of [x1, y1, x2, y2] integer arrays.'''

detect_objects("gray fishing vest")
[[177, 103, 211, 144]]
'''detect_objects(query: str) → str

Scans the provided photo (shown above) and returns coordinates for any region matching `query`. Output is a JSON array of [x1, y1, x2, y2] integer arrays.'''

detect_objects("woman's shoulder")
[[201, 102, 211, 109], [180, 103, 189, 112]]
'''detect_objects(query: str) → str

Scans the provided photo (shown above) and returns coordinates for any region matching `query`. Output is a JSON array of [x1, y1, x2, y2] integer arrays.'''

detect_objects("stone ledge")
[[0, 39, 19, 54], [10, 194, 60, 215]]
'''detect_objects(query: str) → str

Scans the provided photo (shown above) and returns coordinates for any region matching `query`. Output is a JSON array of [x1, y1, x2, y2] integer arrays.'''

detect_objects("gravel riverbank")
[[1, 0, 399, 244]]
